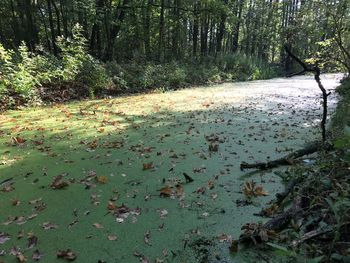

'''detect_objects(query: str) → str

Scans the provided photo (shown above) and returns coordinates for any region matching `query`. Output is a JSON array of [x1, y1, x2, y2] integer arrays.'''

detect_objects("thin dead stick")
[[285, 46, 331, 142]]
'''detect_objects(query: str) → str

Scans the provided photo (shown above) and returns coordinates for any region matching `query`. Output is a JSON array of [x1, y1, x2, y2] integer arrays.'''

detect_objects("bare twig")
[[285, 46, 331, 141]]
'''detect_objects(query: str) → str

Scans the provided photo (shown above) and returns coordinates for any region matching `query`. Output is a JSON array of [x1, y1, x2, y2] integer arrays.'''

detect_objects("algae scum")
[[0, 75, 342, 262]]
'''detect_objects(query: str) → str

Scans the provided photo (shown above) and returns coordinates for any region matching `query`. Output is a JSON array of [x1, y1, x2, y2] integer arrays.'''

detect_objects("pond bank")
[[233, 76, 349, 263]]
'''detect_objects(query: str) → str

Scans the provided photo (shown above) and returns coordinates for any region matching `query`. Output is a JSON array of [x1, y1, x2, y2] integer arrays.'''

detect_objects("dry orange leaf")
[[243, 181, 268, 197], [57, 249, 77, 261], [89, 140, 98, 149], [159, 186, 173, 197], [12, 137, 26, 145], [142, 162, 154, 170], [107, 201, 116, 211], [254, 185, 269, 196]]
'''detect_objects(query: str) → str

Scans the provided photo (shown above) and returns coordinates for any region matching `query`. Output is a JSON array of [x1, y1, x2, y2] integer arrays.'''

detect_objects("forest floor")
[[0, 74, 343, 263]]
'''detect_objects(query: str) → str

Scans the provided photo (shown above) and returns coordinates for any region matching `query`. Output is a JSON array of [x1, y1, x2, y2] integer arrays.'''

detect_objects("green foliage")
[[0, 42, 41, 97], [57, 24, 112, 95], [0, 24, 112, 104], [106, 54, 279, 92], [334, 135, 350, 149], [57, 24, 88, 81]]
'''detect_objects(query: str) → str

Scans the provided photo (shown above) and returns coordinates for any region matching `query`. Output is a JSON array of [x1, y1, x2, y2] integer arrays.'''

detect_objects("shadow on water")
[[0, 74, 342, 262]]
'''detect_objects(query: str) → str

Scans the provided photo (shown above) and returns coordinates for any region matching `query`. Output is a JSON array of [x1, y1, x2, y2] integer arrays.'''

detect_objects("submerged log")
[[240, 141, 331, 171]]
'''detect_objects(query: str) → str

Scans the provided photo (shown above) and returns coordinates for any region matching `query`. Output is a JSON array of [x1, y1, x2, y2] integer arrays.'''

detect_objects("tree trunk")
[[216, 0, 228, 53], [200, 7, 209, 56], [51, 0, 62, 37], [104, 0, 129, 60], [192, 1, 199, 56], [143, 0, 152, 59], [47, 0, 58, 56], [158, 0, 165, 62]]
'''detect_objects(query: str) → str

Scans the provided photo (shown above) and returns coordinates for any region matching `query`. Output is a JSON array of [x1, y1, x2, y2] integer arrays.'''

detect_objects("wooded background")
[[1, 0, 348, 71]]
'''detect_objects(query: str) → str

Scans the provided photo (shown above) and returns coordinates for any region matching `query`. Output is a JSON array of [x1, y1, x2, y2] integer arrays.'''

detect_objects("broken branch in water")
[[240, 141, 331, 171]]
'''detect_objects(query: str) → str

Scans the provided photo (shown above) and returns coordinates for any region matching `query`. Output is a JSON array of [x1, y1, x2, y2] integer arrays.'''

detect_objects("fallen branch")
[[238, 185, 312, 247], [275, 178, 299, 206], [240, 141, 330, 170], [238, 196, 303, 244], [291, 227, 333, 247], [0, 177, 13, 187]]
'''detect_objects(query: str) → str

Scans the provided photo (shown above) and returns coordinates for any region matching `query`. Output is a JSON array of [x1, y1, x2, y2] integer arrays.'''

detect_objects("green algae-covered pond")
[[0, 74, 342, 262]]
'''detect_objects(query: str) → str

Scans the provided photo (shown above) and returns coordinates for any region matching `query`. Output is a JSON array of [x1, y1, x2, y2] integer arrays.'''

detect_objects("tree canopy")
[[0, 0, 349, 72]]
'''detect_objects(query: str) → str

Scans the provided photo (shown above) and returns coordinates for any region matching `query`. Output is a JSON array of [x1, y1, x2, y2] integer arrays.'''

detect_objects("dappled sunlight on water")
[[0, 74, 342, 263]]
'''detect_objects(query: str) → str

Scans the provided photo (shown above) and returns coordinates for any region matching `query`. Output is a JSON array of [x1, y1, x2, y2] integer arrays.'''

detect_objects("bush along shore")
[[232, 77, 350, 262], [0, 25, 280, 112]]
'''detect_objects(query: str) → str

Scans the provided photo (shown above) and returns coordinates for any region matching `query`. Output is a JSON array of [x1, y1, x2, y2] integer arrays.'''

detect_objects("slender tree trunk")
[[172, 0, 181, 58], [232, 0, 244, 52], [143, 0, 152, 58], [244, 0, 253, 55], [23, 0, 38, 51], [59, 0, 69, 37], [104, 0, 129, 60], [90, 0, 104, 57], [38, 5, 52, 52], [192, 1, 199, 56], [51, 0, 62, 37], [216, 0, 228, 53], [47, 0, 58, 56], [158, 0, 165, 62], [200, 7, 209, 56]]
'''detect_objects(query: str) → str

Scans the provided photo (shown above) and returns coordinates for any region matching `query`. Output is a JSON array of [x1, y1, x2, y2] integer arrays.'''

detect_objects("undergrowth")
[[0, 25, 280, 111]]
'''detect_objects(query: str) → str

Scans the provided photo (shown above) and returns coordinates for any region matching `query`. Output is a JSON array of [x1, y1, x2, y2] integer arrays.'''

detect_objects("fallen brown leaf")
[[57, 249, 76, 261], [142, 162, 154, 170]]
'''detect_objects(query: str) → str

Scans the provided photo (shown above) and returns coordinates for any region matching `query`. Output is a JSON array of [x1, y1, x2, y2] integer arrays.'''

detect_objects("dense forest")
[[1, 1, 350, 263], [0, 0, 349, 108], [0, 0, 349, 65]]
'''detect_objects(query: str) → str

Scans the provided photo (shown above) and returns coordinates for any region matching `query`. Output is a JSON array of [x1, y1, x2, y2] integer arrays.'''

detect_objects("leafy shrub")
[[0, 42, 42, 97], [0, 23, 112, 105], [1, 26, 280, 109], [105, 53, 279, 92], [57, 24, 112, 96]]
